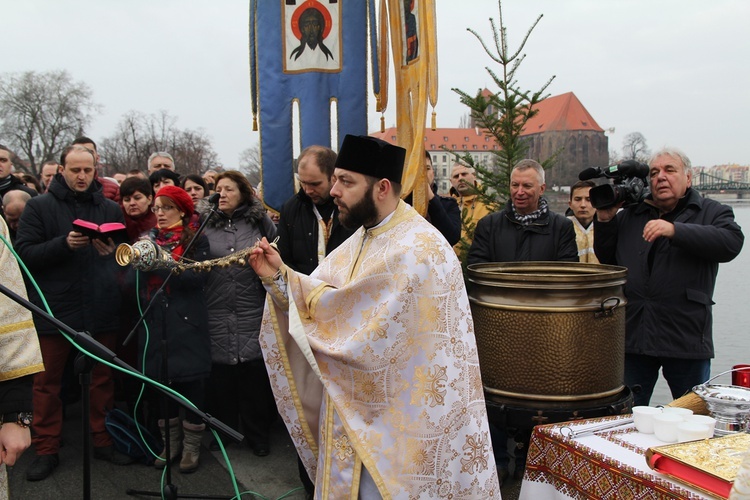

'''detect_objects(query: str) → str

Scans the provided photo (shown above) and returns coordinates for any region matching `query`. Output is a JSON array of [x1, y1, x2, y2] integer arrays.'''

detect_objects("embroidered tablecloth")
[[520, 415, 713, 499]]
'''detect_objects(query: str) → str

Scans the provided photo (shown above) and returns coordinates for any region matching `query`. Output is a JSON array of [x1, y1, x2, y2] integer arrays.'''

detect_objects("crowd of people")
[[0, 134, 744, 498]]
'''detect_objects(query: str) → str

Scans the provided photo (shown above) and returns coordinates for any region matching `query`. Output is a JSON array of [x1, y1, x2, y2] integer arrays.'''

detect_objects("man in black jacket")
[[0, 146, 36, 222], [276, 144, 355, 498], [467, 158, 577, 485], [277, 145, 355, 275], [468, 159, 578, 265], [595, 147, 744, 407], [421, 151, 461, 245], [15, 145, 132, 481]]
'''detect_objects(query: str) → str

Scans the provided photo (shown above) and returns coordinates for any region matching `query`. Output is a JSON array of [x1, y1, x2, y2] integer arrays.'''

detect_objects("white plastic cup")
[[677, 422, 711, 442], [683, 414, 716, 437], [662, 407, 694, 418], [633, 406, 662, 434], [653, 413, 683, 442]]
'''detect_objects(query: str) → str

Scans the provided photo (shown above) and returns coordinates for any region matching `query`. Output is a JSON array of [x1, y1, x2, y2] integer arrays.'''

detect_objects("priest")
[[249, 135, 500, 499]]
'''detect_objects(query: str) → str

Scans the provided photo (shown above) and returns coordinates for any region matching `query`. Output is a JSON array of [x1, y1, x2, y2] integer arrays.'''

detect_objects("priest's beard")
[[338, 184, 377, 229]]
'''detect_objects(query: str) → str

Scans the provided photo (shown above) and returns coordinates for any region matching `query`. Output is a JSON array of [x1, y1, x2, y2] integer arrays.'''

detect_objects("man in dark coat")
[[468, 159, 578, 265], [277, 145, 355, 275], [595, 147, 744, 407], [0, 145, 37, 223], [15, 145, 131, 481], [276, 145, 355, 497], [467, 158, 577, 484], [419, 150, 461, 245]]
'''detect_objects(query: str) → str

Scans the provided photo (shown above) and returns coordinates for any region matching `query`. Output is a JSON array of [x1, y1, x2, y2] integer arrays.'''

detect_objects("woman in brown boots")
[[135, 185, 212, 473]]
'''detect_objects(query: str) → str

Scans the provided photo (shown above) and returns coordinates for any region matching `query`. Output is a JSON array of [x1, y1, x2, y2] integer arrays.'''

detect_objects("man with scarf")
[[250, 135, 500, 499], [15, 145, 131, 482], [467, 158, 577, 484]]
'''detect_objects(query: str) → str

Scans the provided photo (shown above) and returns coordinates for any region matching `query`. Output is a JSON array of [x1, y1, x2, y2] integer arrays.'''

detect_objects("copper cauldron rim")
[[467, 261, 627, 284]]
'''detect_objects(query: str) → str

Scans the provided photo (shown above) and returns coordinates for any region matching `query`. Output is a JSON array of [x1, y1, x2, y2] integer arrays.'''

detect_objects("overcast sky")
[[3, 1, 748, 170]]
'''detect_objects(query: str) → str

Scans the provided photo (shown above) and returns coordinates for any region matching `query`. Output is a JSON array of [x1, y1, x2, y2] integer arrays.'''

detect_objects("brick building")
[[372, 91, 609, 192]]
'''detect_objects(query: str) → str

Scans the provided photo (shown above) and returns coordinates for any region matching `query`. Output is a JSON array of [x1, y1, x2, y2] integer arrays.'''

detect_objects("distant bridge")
[[694, 171, 750, 192]]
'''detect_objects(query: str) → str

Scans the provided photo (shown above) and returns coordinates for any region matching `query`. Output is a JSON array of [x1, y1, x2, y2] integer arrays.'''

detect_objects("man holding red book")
[[15, 144, 132, 481]]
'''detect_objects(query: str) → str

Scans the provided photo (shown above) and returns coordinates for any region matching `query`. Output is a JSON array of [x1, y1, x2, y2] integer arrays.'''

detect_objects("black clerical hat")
[[334, 135, 405, 184]]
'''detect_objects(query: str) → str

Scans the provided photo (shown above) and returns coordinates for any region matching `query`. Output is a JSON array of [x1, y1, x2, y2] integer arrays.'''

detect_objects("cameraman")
[[594, 148, 744, 407]]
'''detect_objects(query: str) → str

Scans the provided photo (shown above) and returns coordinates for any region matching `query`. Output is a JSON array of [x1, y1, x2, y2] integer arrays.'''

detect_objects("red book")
[[72, 219, 126, 241]]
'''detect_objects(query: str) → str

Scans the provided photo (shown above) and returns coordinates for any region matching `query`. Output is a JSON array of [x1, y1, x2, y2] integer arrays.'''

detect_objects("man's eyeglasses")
[[152, 205, 176, 213]]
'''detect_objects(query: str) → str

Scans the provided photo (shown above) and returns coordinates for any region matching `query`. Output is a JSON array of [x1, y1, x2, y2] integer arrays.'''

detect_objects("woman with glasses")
[[138, 185, 211, 473], [200, 170, 278, 456]]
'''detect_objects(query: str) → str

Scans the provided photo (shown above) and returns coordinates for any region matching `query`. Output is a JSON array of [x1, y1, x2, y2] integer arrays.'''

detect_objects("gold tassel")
[[380, 114, 385, 133], [431, 111, 436, 130], [252, 116, 258, 132]]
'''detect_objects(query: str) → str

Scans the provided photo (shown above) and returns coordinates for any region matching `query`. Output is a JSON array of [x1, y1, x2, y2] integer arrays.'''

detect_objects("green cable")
[[0, 234, 250, 499], [3, 234, 304, 500]]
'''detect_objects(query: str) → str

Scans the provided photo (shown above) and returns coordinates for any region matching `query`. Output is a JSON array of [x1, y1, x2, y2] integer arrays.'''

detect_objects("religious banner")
[[376, 0, 438, 216], [250, 0, 379, 212]]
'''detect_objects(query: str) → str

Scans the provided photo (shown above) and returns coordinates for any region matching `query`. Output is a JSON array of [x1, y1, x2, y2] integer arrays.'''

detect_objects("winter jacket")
[[467, 199, 578, 265], [594, 188, 744, 359], [15, 174, 125, 336], [276, 189, 355, 275], [201, 199, 277, 364], [138, 230, 211, 383], [405, 187, 462, 246]]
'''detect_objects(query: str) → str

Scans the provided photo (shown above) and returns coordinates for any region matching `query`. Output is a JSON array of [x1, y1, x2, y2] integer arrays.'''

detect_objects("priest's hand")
[[248, 237, 283, 278]]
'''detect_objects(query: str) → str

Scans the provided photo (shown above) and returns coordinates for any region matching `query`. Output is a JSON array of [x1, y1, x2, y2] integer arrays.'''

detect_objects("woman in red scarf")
[[139, 185, 211, 474]]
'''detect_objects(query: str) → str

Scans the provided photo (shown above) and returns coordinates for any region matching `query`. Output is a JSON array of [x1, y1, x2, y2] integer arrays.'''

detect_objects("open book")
[[72, 219, 126, 241]]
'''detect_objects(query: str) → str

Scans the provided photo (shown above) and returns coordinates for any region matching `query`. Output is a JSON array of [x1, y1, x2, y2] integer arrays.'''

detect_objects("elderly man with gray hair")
[[467, 158, 577, 483], [468, 159, 578, 265], [148, 151, 176, 173], [595, 147, 744, 407]]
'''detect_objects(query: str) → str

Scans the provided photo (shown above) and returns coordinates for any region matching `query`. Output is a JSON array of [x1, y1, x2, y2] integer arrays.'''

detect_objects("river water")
[[650, 202, 750, 404]]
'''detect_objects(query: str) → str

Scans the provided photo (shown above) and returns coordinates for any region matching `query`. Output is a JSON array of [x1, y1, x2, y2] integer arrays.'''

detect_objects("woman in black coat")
[[138, 185, 210, 474]]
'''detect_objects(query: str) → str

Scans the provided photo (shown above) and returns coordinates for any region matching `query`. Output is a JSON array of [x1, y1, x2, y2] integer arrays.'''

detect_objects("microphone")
[[579, 167, 603, 181], [208, 192, 220, 205]]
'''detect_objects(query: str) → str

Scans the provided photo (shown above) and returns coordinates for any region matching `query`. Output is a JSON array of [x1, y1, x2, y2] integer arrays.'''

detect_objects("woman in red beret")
[[138, 185, 211, 473]]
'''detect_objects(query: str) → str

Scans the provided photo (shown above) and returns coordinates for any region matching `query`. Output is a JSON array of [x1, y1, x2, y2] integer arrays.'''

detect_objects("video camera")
[[578, 160, 651, 209]]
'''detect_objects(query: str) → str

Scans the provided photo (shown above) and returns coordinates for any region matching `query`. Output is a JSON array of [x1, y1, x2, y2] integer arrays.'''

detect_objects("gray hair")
[[3, 189, 32, 207], [512, 159, 545, 184], [147, 151, 176, 170], [649, 147, 692, 175]]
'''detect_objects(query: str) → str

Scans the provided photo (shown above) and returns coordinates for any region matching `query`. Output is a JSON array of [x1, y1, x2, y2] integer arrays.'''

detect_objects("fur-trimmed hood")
[[199, 196, 267, 229]]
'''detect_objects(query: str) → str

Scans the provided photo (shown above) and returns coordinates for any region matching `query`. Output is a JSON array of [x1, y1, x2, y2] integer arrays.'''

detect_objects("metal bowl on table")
[[692, 384, 750, 435]]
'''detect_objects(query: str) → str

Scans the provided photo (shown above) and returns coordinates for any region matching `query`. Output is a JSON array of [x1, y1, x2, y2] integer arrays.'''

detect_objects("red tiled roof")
[[371, 92, 603, 146], [522, 92, 603, 134], [371, 127, 500, 151]]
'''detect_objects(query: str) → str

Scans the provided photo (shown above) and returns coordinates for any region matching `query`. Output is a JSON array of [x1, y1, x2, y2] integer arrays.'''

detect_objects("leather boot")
[[154, 417, 182, 469], [179, 421, 205, 474]]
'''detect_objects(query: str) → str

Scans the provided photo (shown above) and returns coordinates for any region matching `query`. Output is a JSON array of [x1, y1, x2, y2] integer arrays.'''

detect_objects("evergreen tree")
[[451, 1, 556, 262]]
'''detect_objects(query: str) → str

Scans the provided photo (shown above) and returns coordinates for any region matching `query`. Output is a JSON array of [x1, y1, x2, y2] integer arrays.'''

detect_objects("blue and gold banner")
[[250, 0, 378, 211]]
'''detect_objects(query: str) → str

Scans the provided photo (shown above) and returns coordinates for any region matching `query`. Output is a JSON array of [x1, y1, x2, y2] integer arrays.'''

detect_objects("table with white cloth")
[[520, 415, 714, 499]]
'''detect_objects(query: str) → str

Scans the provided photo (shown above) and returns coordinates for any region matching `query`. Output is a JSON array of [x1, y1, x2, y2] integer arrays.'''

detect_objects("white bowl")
[[677, 422, 711, 442], [653, 413, 684, 442], [662, 406, 694, 418], [632, 406, 662, 434], [683, 414, 716, 436]]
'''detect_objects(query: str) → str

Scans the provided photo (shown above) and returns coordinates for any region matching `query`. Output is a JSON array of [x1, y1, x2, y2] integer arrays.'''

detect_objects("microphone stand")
[[120, 196, 235, 499], [0, 283, 243, 500]]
